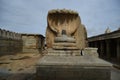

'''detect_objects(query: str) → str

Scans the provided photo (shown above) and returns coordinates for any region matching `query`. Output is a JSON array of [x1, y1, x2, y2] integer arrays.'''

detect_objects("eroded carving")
[[46, 9, 87, 50]]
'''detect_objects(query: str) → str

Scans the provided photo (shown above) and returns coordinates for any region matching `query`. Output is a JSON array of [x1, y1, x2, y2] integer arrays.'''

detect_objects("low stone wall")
[[0, 29, 22, 56]]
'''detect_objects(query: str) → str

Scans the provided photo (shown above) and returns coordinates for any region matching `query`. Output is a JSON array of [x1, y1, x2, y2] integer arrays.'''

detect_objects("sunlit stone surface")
[[36, 9, 112, 80]]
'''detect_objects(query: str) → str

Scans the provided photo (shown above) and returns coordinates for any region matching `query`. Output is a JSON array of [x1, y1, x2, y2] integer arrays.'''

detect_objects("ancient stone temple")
[[46, 9, 87, 55], [36, 9, 112, 80]]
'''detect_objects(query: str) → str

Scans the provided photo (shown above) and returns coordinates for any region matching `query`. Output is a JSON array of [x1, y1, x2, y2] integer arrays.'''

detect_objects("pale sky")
[[0, 0, 120, 37]]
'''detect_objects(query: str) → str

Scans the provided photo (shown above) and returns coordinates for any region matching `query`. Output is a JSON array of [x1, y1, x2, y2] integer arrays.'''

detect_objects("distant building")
[[0, 28, 45, 56], [88, 29, 120, 64], [21, 34, 45, 53]]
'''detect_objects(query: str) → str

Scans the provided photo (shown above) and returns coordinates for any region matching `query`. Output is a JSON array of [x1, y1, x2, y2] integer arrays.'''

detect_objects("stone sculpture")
[[46, 9, 87, 50], [36, 9, 112, 80]]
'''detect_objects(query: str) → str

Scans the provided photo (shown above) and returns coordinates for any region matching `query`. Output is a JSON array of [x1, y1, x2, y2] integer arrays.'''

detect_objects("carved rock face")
[[47, 9, 81, 36], [46, 9, 87, 49]]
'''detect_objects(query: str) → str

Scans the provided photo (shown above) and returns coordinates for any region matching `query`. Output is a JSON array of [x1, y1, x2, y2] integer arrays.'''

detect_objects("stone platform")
[[47, 49, 81, 56], [46, 47, 98, 56], [36, 56, 112, 80]]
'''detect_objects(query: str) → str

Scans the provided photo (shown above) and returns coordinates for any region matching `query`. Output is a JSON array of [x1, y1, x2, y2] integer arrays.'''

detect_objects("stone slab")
[[46, 50, 81, 56], [53, 43, 76, 47], [84, 47, 98, 57], [36, 56, 112, 80], [46, 47, 98, 56], [53, 46, 79, 50], [22, 49, 39, 53]]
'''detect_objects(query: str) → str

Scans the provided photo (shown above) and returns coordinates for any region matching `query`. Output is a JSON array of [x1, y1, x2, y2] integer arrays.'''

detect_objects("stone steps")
[[47, 50, 81, 56], [53, 43, 76, 47]]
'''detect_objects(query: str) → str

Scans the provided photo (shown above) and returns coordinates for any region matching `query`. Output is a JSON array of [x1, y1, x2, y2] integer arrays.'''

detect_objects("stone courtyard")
[[0, 52, 120, 80], [0, 52, 43, 80]]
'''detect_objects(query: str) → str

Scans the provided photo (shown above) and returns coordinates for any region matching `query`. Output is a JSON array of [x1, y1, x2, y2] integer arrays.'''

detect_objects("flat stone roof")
[[88, 29, 120, 42]]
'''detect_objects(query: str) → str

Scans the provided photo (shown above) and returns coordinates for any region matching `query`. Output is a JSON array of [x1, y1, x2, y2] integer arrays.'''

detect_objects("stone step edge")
[[53, 46, 79, 50]]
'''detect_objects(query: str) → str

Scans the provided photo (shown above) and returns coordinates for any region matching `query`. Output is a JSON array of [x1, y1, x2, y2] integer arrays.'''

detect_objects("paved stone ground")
[[0, 53, 42, 80], [111, 67, 120, 80], [0, 53, 119, 80]]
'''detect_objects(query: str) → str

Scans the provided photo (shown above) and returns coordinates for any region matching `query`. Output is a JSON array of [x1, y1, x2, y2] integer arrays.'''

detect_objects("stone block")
[[36, 56, 112, 80], [53, 46, 79, 50], [46, 49, 81, 56], [53, 43, 76, 47], [84, 47, 98, 57]]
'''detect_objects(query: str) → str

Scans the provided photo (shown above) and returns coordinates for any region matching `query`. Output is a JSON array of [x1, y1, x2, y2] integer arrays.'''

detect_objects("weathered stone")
[[53, 43, 76, 47], [84, 47, 98, 57], [53, 46, 79, 50], [36, 9, 112, 80], [46, 9, 87, 49], [21, 34, 45, 53], [54, 35, 76, 43], [36, 56, 112, 80], [0, 28, 45, 56], [46, 49, 81, 56], [45, 9, 88, 56]]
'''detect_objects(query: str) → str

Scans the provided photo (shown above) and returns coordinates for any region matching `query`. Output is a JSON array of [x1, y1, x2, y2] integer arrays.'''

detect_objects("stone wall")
[[0, 29, 22, 56], [21, 34, 45, 53]]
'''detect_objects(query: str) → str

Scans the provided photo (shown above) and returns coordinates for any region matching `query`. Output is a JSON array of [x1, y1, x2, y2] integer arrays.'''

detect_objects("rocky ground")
[[0, 52, 120, 80], [0, 53, 43, 80]]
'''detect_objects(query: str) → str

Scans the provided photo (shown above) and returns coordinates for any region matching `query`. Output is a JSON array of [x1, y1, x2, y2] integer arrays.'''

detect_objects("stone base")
[[36, 56, 112, 80], [84, 47, 98, 57], [46, 49, 81, 56], [46, 47, 98, 56]]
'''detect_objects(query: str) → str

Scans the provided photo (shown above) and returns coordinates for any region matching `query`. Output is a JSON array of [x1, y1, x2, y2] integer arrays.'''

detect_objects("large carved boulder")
[[46, 9, 87, 49]]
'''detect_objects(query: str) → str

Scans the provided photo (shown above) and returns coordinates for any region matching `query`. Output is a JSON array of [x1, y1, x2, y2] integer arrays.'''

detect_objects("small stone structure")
[[0, 29, 22, 56], [36, 9, 112, 80], [21, 34, 45, 53], [0, 28, 45, 56]]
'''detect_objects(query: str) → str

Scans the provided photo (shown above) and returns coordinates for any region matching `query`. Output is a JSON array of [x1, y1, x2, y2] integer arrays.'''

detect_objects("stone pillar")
[[106, 40, 111, 59], [94, 41, 98, 48], [100, 41, 104, 57], [116, 38, 120, 62]]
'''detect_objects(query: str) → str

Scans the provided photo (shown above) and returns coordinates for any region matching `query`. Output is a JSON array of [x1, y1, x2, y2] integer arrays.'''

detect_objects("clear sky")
[[0, 0, 120, 37]]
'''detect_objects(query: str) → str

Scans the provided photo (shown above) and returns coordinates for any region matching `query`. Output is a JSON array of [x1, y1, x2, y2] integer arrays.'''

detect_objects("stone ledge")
[[37, 56, 112, 67], [53, 46, 79, 50], [53, 43, 76, 47], [36, 56, 112, 80], [46, 50, 81, 56], [36, 66, 111, 80]]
